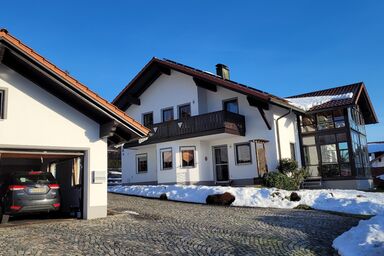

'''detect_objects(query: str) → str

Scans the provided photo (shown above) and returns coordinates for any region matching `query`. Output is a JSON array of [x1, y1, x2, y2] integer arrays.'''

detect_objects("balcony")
[[125, 110, 246, 147]]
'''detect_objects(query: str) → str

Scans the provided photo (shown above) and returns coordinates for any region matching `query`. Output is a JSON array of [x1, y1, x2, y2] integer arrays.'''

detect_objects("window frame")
[[222, 98, 239, 114], [136, 153, 148, 174], [160, 148, 173, 170], [290, 143, 296, 161], [180, 146, 196, 168], [178, 103, 191, 119], [142, 112, 154, 127], [234, 142, 252, 165], [162, 107, 174, 122], [0, 88, 7, 120]]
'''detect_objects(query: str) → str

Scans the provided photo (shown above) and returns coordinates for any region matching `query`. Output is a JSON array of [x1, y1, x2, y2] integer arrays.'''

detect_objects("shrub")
[[264, 171, 297, 190], [264, 159, 309, 190], [277, 158, 298, 174]]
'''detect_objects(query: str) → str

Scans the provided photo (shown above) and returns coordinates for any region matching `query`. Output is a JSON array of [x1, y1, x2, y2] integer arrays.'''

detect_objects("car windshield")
[[14, 172, 55, 185]]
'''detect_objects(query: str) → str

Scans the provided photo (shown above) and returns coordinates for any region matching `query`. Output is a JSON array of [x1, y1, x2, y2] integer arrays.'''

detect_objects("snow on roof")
[[285, 92, 354, 111]]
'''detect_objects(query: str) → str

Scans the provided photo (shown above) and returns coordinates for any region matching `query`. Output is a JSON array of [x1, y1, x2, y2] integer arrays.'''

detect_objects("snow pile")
[[108, 185, 384, 216], [377, 175, 384, 181], [286, 92, 353, 111], [333, 215, 384, 256]]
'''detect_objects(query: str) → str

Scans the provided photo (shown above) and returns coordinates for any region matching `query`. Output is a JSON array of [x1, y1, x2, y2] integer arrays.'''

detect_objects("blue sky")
[[1, 1, 383, 141]]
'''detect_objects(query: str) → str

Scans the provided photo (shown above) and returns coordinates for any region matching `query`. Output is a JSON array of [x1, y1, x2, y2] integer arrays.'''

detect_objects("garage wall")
[[0, 64, 108, 219]]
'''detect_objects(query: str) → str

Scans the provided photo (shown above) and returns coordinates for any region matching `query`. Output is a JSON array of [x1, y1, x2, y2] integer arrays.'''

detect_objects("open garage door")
[[0, 149, 85, 222]]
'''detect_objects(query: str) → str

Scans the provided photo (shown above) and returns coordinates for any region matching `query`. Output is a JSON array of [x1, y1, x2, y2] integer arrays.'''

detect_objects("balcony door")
[[213, 145, 229, 182]]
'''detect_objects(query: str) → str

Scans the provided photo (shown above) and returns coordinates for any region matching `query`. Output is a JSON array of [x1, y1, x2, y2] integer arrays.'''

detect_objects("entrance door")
[[214, 146, 229, 182]]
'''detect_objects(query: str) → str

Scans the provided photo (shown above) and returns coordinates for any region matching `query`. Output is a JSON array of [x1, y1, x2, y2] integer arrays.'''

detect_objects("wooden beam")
[[193, 77, 217, 92], [247, 96, 269, 110], [258, 107, 272, 130], [157, 65, 171, 75], [124, 93, 140, 105], [100, 121, 118, 139], [0, 46, 5, 63]]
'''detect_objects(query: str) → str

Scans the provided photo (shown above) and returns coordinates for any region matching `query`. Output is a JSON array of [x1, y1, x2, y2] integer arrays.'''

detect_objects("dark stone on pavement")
[[206, 192, 235, 206]]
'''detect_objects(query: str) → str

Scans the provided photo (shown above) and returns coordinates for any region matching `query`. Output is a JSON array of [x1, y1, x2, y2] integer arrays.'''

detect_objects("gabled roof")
[[287, 82, 378, 124], [0, 29, 150, 143], [112, 58, 304, 112]]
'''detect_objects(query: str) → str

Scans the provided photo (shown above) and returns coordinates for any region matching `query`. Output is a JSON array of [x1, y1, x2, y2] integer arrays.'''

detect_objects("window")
[[180, 146, 195, 168], [178, 104, 191, 119], [160, 148, 173, 170], [317, 111, 334, 130], [136, 154, 148, 173], [0, 89, 5, 119], [290, 143, 296, 160], [333, 109, 345, 128], [143, 112, 153, 127], [301, 115, 316, 133], [235, 143, 252, 164], [223, 98, 239, 113], [162, 107, 174, 122]]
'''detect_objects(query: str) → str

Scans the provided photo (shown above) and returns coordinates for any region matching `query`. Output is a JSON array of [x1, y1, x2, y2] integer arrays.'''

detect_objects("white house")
[[114, 58, 303, 186], [114, 58, 378, 189], [0, 29, 149, 219]]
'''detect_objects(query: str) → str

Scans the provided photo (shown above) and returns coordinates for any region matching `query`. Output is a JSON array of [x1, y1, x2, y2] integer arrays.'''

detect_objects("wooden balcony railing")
[[126, 110, 245, 147]]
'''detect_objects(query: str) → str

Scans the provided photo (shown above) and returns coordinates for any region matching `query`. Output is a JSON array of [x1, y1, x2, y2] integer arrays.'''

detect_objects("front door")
[[214, 146, 229, 182]]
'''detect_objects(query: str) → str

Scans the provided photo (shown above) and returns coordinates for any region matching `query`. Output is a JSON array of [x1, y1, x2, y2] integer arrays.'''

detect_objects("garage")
[[0, 149, 86, 223], [0, 29, 149, 220]]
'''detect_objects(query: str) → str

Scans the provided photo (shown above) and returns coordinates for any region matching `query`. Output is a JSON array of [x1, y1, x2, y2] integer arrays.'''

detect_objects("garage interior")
[[0, 149, 84, 222]]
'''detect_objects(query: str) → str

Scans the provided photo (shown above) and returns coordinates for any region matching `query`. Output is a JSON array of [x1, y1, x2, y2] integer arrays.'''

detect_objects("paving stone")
[[0, 193, 359, 256]]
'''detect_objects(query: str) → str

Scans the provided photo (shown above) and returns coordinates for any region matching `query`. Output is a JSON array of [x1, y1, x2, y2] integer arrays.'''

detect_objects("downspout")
[[276, 108, 292, 164]]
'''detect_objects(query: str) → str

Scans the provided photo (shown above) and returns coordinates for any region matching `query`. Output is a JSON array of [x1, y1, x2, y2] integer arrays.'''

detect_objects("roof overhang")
[[0, 35, 149, 146], [113, 58, 304, 113]]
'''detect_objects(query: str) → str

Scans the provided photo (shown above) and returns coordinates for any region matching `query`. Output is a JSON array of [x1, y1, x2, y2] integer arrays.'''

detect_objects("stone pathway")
[[0, 193, 359, 255]]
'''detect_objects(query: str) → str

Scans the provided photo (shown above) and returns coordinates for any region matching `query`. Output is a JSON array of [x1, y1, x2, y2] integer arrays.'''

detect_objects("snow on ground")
[[377, 174, 384, 181], [108, 185, 384, 216], [286, 93, 353, 111], [333, 215, 384, 256]]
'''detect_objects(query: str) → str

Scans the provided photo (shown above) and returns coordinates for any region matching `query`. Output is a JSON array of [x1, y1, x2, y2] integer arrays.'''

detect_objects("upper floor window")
[[0, 89, 5, 119], [223, 98, 239, 114], [143, 112, 153, 127], [178, 104, 191, 119], [162, 107, 174, 122], [317, 110, 345, 130]]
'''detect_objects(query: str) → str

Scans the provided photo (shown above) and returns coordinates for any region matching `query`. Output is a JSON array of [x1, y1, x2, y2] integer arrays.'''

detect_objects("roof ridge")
[[0, 29, 149, 135], [287, 82, 363, 98]]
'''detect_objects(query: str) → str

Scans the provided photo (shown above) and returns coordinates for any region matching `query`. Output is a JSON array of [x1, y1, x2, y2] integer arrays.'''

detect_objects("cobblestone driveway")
[[0, 193, 359, 256]]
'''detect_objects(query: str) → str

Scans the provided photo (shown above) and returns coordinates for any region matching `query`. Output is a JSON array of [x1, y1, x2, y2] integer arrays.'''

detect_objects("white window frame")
[[180, 146, 196, 168], [136, 153, 148, 174], [160, 148, 173, 170]]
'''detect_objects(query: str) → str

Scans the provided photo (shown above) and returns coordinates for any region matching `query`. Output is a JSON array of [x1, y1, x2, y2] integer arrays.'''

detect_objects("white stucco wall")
[[122, 69, 301, 184], [126, 70, 199, 123], [0, 64, 108, 219]]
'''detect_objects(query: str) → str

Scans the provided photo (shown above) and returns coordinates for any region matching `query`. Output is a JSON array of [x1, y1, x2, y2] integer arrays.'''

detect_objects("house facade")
[[114, 58, 378, 190], [0, 29, 149, 219]]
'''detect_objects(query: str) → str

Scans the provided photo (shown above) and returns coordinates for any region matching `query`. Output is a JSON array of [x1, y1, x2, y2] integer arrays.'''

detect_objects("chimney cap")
[[216, 63, 228, 69]]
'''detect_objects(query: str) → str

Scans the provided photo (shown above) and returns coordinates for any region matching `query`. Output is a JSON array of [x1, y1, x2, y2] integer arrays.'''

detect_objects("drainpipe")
[[276, 108, 292, 164]]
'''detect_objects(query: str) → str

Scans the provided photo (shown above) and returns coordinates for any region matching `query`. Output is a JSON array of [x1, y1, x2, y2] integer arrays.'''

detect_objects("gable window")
[[136, 154, 148, 173], [290, 143, 296, 160], [180, 146, 195, 168], [235, 143, 252, 164], [0, 89, 5, 119], [178, 104, 191, 119], [223, 98, 239, 114], [160, 148, 173, 170], [162, 107, 174, 122], [143, 112, 153, 127]]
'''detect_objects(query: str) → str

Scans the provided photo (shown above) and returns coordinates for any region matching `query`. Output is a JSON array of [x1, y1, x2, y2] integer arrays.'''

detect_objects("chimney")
[[216, 64, 230, 80]]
